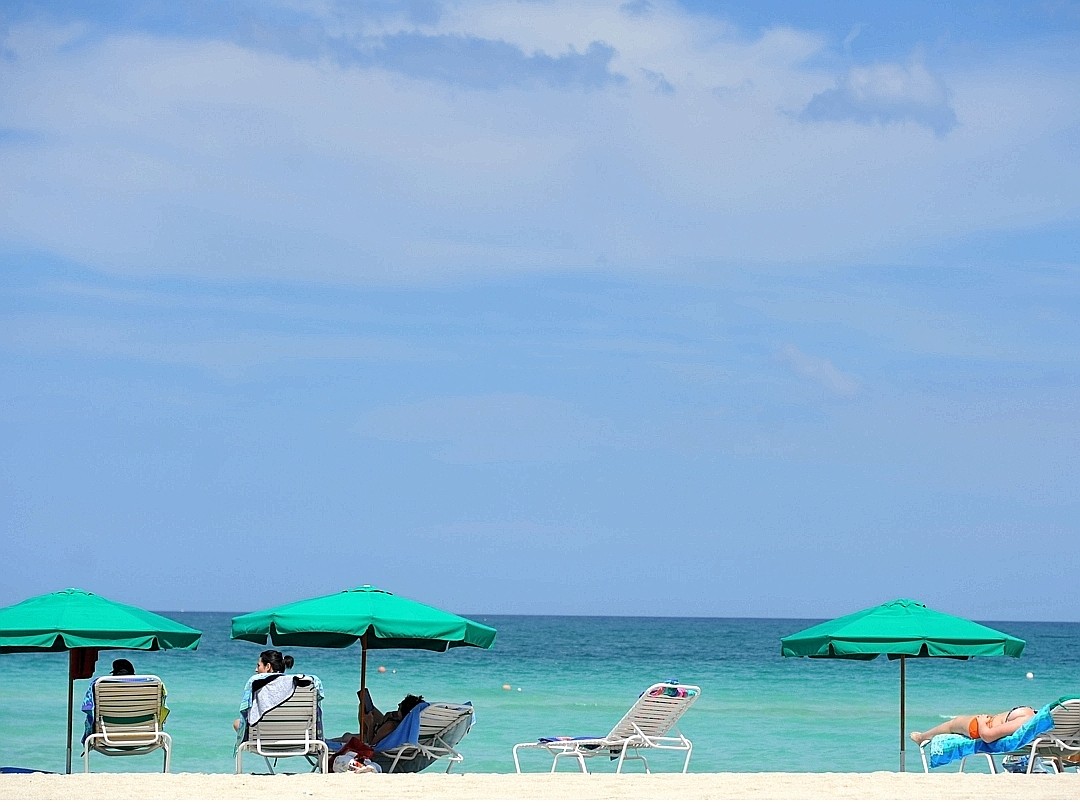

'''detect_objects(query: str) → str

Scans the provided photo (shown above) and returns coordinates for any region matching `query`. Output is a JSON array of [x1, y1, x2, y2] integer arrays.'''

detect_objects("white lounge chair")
[[512, 682, 700, 773], [373, 702, 475, 773], [236, 675, 328, 773], [1006, 697, 1080, 773], [83, 675, 172, 773]]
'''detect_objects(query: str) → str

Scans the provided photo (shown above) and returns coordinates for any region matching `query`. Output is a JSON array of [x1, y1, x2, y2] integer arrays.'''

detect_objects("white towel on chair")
[[248, 675, 298, 725]]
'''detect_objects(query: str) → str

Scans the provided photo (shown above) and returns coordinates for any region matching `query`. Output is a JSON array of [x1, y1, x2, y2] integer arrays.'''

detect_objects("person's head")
[[256, 650, 294, 674], [111, 658, 135, 676], [396, 694, 424, 716]]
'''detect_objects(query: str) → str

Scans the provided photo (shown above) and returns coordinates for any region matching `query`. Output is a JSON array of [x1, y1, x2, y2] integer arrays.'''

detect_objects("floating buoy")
[[502, 683, 512, 691], [1026, 672, 1034, 679], [377, 666, 387, 673]]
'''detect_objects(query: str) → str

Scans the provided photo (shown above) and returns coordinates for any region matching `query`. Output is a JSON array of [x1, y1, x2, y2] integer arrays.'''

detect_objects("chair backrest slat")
[[605, 683, 700, 742]]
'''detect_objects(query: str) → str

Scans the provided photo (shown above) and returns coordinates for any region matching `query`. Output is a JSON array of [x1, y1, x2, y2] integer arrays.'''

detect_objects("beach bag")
[[332, 752, 381, 773], [329, 735, 378, 773]]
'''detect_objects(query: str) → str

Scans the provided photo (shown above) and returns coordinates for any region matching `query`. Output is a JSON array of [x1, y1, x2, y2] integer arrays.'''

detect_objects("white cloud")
[[778, 344, 859, 396], [800, 60, 957, 135], [0, 3, 1077, 284]]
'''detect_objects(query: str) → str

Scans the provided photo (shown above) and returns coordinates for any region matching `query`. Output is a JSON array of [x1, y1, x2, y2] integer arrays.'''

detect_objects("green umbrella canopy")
[[0, 588, 202, 653], [230, 585, 496, 651], [780, 598, 1025, 660]]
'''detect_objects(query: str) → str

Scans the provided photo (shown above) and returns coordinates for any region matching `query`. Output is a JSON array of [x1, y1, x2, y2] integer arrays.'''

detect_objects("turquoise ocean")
[[2, 614, 1076, 775]]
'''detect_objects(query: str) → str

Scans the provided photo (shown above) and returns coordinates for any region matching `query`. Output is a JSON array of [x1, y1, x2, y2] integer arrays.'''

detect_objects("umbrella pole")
[[899, 656, 906, 773], [358, 635, 368, 740], [66, 652, 74, 775]]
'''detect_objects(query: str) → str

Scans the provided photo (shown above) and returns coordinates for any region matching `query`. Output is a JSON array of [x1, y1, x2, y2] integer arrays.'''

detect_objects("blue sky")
[[1, 1, 1078, 620]]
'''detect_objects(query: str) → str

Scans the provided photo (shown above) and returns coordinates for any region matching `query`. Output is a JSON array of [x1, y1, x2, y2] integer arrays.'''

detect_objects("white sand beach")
[[1, 772, 1078, 801]]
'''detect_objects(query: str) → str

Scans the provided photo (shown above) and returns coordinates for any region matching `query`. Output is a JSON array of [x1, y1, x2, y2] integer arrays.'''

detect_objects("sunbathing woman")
[[909, 705, 1035, 744], [334, 689, 425, 746]]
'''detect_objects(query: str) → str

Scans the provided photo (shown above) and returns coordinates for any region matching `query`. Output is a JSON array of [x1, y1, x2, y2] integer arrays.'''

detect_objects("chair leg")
[[549, 752, 587, 773], [615, 752, 648, 774]]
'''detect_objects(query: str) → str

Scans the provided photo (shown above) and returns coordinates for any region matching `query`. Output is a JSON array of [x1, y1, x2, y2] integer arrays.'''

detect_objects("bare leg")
[[909, 715, 977, 744]]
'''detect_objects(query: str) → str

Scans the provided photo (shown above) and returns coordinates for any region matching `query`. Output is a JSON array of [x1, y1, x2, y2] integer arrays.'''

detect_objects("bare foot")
[[909, 731, 924, 744]]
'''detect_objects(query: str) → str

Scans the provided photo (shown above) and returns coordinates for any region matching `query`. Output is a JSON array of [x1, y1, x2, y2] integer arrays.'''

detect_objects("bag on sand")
[[329, 735, 381, 773], [332, 752, 381, 773]]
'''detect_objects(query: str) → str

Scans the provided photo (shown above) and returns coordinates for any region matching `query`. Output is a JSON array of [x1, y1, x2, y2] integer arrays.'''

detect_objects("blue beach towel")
[[927, 705, 1055, 769], [373, 701, 429, 751]]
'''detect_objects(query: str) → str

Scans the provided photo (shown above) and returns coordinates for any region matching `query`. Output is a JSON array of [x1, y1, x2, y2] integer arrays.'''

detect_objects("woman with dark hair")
[[257, 650, 293, 675], [233, 650, 324, 744], [338, 689, 426, 746]]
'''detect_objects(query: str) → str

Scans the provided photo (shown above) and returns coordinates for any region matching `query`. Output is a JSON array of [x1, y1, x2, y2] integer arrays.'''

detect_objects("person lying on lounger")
[[337, 689, 425, 746], [909, 705, 1036, 744]]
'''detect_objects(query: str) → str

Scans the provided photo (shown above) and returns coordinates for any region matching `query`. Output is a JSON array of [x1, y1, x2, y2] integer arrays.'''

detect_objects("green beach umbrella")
[[780, 598, 1025, 772], [0, 588, 201, 773], [231, 585, 496, 737]]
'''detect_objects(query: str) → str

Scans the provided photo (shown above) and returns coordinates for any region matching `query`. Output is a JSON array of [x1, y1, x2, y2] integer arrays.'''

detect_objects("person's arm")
[[81, 681, 96, 743], [358, 688, 385, 742], [234, 675, 260, 746]]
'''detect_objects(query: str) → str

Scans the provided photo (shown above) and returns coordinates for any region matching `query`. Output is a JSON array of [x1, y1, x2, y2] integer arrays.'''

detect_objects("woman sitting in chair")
[[81, 658, 169, 744], [233, 650, 323, 746], [341, 689, 425, 746]]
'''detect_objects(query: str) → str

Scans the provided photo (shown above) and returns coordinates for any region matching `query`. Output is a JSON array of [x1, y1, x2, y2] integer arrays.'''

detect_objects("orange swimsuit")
[[968, 717, 981, 739]]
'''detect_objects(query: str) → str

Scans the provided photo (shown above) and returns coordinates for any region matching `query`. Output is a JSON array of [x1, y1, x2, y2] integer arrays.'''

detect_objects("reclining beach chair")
[[372, 702, 475, 773], [83, 675, 172, 773], [512, 682, 700, 773], [235, 675, 329, 773], [916, 696, 1080, 773], [1003, 697, 1080, 773]]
